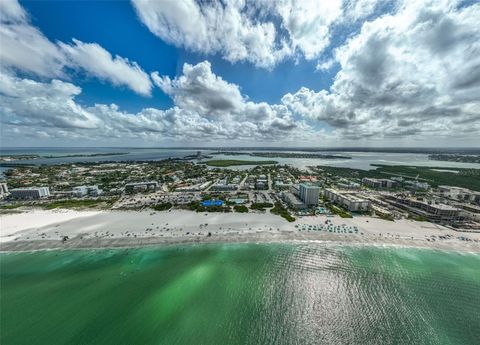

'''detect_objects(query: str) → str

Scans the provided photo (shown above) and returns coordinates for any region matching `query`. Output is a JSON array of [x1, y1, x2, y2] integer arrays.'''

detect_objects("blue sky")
[[20, 0, 336, 111], [1, 0, 479, 147]]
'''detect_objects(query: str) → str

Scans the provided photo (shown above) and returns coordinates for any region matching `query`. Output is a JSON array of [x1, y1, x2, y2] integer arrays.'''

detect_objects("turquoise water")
[[1, 244, 479, 344]]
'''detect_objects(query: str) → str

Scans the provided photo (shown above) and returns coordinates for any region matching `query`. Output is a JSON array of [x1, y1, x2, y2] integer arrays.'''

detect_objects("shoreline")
[[2, 234, 480, 254], [1, 209, 479, 253]]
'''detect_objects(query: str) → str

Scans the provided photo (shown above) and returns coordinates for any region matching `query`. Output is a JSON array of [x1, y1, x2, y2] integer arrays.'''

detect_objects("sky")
[[0, 0, 479, 148]]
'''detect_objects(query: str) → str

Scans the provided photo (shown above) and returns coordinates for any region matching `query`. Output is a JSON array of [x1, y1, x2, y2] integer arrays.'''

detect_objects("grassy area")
[[204, 159, 277, 167], [326, 204, 353, 218], [373, 165, 480, 190], [250, 202, 273, 210], [233, 205, 248, 213], [151, 202, 172, 211], [270, 202, 295, 222]]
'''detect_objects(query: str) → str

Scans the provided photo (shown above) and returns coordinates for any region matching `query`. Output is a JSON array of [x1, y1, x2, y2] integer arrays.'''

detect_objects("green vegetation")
[[377, 213, 395, 221], [204, 159, 277, 167], [318, 164, 480, 191], [43, 152, 128, 159], [3, 160, 210, 191], [408, 214, 428, 222], [151, 202, 172, 211], [0, 204, 23, 210], [43, 199, 113, 210], [233, 205, 248, 213], [429, 154, 480, 164], [250, 202, 274, 210], [251, 152, 350, 159], [270, 202, 295, 222], [326, 204, 353, 218]]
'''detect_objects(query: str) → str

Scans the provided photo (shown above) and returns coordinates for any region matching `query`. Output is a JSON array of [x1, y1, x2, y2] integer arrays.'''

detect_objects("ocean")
[[1, 243, 479, 345]]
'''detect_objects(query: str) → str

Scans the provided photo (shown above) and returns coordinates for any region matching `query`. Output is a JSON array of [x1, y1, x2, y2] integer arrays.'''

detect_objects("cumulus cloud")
[[0, 0, 27, 23], [132, 0, 291, 69], [59, 39, 152, 96], [152, 61, 244, 116], [2, 0, 479, 146], [0, 70, 100, 129], [152, 60, 301, 136], [1, 62, 309, 144], [0, 0, 152, 95], [0, 1, 66, 78], [282, 0, 480, 141], [273, 0, 342, 60], [132, 0, 381, 68]]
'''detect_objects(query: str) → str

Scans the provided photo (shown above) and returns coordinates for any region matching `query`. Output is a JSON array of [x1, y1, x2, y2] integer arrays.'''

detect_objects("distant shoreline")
[[2, 146, 480, 154]]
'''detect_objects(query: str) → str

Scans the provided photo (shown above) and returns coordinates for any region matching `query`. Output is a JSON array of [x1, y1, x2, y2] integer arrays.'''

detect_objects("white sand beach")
[[1, 209, 479, 252]]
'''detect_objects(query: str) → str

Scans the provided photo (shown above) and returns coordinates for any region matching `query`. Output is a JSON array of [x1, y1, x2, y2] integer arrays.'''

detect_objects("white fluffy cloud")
[[132, 0, 383, 68], [282, 0, 480, 141], [0, 0, 153, 95], [2, 0, 479, 146], [152, 61, 244, 116], [132, 0, 291, 69], [1, 62, 308, 144], [59, 39, 152, 96], [0, 1, 66, 78], [273, 0, 342, 60], [0, 0, 27, 22], [152, 60, 300, 135], [0, 70, 100, 129]]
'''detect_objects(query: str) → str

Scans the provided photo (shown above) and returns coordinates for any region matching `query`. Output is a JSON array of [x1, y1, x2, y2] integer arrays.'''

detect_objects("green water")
[[1, 244, 479, 345]]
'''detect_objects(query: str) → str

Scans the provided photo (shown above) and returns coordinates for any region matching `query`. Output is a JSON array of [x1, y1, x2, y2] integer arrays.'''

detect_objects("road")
[[237, 174, 248, 191]]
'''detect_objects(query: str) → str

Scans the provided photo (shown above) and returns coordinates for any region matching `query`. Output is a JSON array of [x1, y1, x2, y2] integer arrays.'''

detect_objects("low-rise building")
[[384, 196, 461, 223], [337, 182, 360, 190], [125, 181, 159, 193], [324, 188, 370, 212], [459, 204, 480, 222], [256, 175, 268, 190], [10, 186, 50, 200], [372, 205, 392, 218], [73, 185, 102, 197], [282, 192, 306, 210], [211, 183, 237, 191], [438, 185, 480, 203], [405, 180, 430, 191], [362, 178, 396, 189]]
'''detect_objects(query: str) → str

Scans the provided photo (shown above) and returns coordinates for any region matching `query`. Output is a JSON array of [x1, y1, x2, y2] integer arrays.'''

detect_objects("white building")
[[405, 180, 430, 191], [324, 188, 370, 212], [362, 178, 396, 189], [299, 184, 320, 206], [125, 181, 159, 193], [73, 185, 102, 197], [10, 187, 50, 200], [438, 186, 480, 203], [0, 183, 8, 198], [282, 192, 306, 210]]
